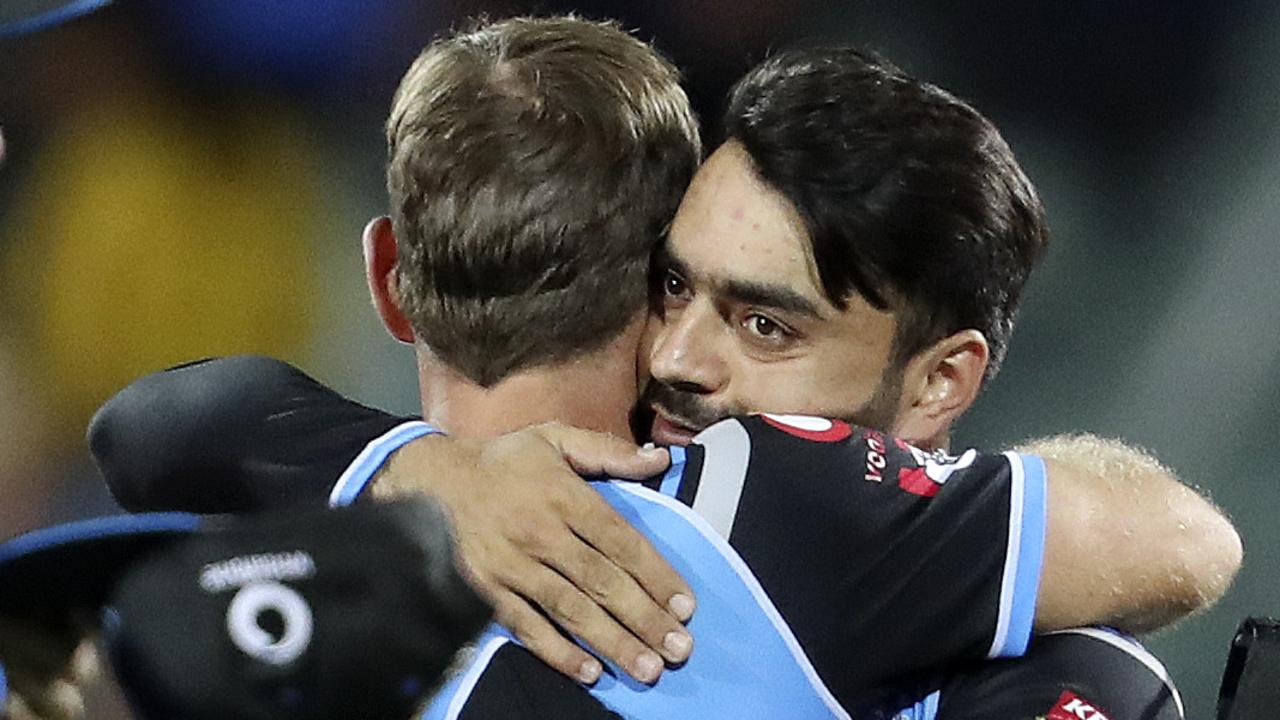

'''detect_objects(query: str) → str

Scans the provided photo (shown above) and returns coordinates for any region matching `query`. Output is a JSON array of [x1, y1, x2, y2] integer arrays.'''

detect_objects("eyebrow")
[[723, 278, 824, 319], [658, 246, 824, 319]]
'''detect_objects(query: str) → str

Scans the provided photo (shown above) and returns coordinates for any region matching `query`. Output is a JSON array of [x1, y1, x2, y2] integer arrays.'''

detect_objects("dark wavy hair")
[[725, 47, 1048, 383]]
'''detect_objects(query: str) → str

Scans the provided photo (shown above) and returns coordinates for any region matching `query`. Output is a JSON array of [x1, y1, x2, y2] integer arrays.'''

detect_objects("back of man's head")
[[386, 16, 701, 387], [725, 48, 1048, 385]]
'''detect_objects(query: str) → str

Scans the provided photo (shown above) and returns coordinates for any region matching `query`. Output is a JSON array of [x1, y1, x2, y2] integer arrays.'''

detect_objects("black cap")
[[0, 511, 202, 620], [102, 497, 492, 720], [0, 511, 203, 710]]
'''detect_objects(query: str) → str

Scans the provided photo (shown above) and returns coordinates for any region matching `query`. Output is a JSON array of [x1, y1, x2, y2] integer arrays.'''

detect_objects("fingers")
[[453, 512, 673, 684], [528, 426, 696, 673], [394, 424, 697, 686], [565, 486, 696, 624], [492, 590, 604, 685], [6, 670, 86, 720], [546, 538, 693, 665], [536, 423, 670, 480], [456, 559, 608, 684], [508, 561, 670, 684]]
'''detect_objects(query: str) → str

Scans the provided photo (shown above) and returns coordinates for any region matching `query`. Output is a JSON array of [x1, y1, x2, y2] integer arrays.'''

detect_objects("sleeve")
[[87, 356, 416, 513], [674, 414, 1047, 699], [931, 628, 1185, 720]]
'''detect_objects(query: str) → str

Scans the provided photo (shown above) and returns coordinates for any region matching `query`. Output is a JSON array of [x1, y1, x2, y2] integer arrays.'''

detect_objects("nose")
[[648, 302, 727, 395]]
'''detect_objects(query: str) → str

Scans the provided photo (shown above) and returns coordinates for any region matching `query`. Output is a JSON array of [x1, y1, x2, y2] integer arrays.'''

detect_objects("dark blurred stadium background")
[[2, 1, 1278, 717]]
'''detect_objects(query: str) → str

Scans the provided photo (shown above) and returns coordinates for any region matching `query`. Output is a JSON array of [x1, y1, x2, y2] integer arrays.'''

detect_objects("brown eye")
[[748, 315, 781, 337], [664, 271, 689, 298], [743, 314, 793, 346]]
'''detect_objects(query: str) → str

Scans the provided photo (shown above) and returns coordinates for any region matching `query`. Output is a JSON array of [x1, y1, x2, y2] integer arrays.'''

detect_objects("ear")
[[363, 216, 415, 344], [891, 329, 989, 447]]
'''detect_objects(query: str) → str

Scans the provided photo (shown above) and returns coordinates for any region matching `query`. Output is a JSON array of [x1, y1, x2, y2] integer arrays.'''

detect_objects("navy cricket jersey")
[[89, 357, 1183, 718], [333, 413, 1045, 720], [927, 627, 1184, 720]]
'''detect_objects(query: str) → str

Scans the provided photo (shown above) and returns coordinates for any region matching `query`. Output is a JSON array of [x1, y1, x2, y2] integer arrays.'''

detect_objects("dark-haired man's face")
[[643, 141, 908, 446]]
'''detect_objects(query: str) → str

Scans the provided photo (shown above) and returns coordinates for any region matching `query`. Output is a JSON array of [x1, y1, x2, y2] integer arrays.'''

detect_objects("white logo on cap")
[[225, 581, 314, 666], [200, 551, 315, 593]]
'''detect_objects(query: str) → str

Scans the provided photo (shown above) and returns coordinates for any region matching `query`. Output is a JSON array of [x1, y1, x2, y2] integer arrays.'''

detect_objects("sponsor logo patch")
[[1047, 691, 1111, 720], [897, 466, 944, 497], [864, 430, 888, 483], [894, 441, 977, 498]]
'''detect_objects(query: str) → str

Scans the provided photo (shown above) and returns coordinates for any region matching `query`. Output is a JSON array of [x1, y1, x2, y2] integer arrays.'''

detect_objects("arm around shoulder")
[[1025, 434, 1243, 634]]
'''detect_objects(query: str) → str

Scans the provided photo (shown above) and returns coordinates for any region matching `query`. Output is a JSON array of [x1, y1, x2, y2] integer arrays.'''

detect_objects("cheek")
[[725, 363, 829, 416], [732, 352, 886, 418]]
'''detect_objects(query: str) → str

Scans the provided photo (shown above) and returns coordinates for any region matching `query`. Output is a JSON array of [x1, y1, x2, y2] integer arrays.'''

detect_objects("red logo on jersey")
[[897, 467, 943, 497], [1047, 691, 1111, 720], [759, 414, 853, 443], [893, 441, 977, 498]]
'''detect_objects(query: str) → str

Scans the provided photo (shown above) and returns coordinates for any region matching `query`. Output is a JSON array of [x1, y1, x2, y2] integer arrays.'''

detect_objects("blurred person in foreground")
[[91, 16, 1236, 719], [1, 7, 447, 719], [0, 498, 490, 720]]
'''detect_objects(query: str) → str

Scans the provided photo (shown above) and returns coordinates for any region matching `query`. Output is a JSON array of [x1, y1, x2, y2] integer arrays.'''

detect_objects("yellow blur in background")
[[2, 96, 317, 430]]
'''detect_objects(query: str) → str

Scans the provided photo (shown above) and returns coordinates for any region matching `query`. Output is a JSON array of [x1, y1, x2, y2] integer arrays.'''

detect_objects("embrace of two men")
[[86, 15, 1239, 720]]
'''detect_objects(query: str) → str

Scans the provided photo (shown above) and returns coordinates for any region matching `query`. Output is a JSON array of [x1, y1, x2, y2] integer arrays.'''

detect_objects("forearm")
[[1024, 434, 1243, 633], [88, 358, 692, 685]]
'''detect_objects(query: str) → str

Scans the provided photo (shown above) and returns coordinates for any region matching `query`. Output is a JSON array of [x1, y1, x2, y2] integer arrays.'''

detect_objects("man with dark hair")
[[649, 46, 1046, 450], [642, 49, 1213, 636], [92, 21, 1229, 719], [731, 48, 1042, 383]]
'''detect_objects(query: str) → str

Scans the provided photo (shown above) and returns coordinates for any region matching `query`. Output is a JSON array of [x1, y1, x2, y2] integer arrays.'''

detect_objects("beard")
[[635, 366, 906, 442]]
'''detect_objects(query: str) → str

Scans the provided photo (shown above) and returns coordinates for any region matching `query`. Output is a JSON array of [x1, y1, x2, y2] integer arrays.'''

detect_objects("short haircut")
[[385, 16, 701, 386], [725, 48, 1048, 383]]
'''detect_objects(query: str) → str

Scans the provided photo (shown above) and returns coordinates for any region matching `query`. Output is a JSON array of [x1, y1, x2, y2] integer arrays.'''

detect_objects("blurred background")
[[1, 1, 1277, 716]]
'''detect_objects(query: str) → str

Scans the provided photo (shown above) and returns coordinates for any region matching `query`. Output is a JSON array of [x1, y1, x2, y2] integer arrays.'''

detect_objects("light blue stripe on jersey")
[[887, 689, 942, 720], [990, 452, 1047, 658], [1010, 453, 1047, 655], [328, 421, 443, 507], [587, 482, 846, 718], [421, 452, 848, 719], [0, 662, 7, 708], [658, 445, 685, 497]]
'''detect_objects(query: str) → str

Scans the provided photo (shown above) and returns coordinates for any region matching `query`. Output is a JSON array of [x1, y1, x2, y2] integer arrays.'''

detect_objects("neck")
[[414, 342, 641, 441], [886, 418, 951, 453], [922, 430, 951, 452]]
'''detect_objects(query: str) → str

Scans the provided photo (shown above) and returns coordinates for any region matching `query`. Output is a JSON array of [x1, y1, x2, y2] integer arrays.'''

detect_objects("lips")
[[649, 410, 701, 447]]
